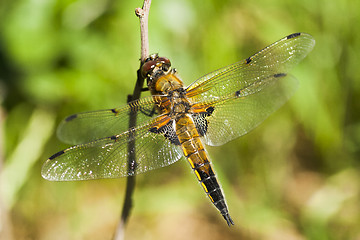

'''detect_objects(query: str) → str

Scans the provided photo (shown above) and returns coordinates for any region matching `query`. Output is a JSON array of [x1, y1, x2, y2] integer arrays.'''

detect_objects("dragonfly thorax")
[[167, 88, 188, 113], [171, 101, 191, 115]]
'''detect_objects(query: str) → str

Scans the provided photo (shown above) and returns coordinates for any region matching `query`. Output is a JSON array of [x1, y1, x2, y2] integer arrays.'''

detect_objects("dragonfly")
[[42, 32, 315, 226]]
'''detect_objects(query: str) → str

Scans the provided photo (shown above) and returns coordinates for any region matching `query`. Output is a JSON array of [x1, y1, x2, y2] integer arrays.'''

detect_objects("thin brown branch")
[[135, 0, 151, 62], [113, 1, 151, 240]]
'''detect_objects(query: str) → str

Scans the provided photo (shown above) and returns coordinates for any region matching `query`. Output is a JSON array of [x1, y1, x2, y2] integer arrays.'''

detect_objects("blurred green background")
[[1, 0, 359, 239]]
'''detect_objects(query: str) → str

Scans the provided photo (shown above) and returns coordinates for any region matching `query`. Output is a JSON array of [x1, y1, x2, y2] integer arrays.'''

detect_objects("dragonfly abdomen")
[[175, 114, 234, 226]]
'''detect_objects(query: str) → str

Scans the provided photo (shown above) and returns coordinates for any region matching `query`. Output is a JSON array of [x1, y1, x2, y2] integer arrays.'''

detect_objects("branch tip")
[[135, 8, 144, 18]]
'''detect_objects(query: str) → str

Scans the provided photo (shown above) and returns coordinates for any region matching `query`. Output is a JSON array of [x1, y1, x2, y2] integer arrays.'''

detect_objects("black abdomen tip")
[[223, 213, 235, 226]]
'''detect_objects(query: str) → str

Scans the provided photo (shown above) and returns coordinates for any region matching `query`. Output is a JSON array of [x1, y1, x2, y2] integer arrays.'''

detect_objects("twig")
[[135, 1, 151, 62], [113, 1, 151, 240]]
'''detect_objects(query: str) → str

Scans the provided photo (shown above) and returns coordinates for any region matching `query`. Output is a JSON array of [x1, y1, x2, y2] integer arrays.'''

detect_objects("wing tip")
[[287, 32, 316, 47]]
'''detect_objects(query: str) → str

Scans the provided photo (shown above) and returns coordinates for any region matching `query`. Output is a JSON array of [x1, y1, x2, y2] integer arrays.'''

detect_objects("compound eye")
[[141, 60, 156, 78], [158, 57, 171, 72], [157, 57, 171, 71], [141, 55, 171, 78], [162, 64, 169, 72], [157, 57, 171, 66]]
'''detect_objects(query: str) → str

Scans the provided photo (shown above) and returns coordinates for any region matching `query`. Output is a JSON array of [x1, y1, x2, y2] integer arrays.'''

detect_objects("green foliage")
[[1, 0, 359, 239]]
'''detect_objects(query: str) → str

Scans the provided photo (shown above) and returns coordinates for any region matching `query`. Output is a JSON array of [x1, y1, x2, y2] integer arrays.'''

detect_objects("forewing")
[[57, 95, 162, 145], [186, 33, 315, 102], [199, 73, 298, 146], [42, 121, 183, 181]]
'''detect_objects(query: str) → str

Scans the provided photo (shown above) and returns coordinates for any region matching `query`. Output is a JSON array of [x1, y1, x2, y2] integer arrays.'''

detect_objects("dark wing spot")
[[245, 57, 252, 64], [287, 33, 301, 39], [111, 108, 119, 114], [274, 73, 287, 78], [193, 106, 215, 137], [65, 114, 77, 122], [150, 120, 180, 145], [149, 127, 158, 133], [49, 150, 65, 160], [206, 106, 214, 115], [162, 122, 180, 145], [110, 135, 119, 140], [194, 114, 208, 137]]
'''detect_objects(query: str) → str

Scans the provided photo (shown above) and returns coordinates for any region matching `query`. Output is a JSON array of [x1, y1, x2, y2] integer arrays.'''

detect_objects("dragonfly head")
[[141, 54, 172, 85]]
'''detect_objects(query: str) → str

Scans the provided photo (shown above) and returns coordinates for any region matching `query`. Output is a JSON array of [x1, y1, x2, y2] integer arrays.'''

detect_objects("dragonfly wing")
[[42, 120, 183, 181], [186, 33, 315, 102], [57, 95, 162, 145], [197, 73, 298, 146]]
